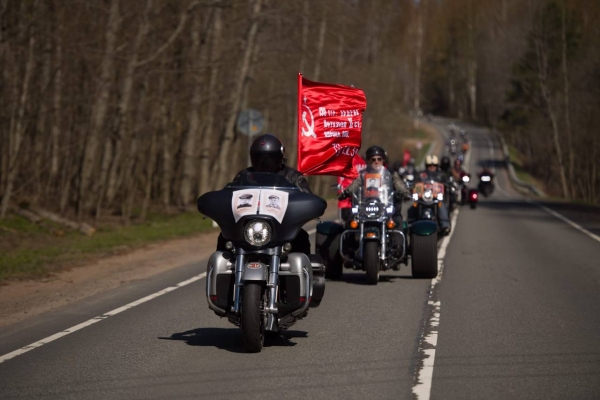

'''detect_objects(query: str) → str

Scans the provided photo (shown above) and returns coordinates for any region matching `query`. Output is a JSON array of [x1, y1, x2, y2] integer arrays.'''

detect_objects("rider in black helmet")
[[229, 133, 312, 193], [217, 133, 313, 254]]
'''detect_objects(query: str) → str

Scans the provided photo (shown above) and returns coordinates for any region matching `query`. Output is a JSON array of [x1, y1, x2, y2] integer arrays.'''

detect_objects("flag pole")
[[297, 72, 302, 171]]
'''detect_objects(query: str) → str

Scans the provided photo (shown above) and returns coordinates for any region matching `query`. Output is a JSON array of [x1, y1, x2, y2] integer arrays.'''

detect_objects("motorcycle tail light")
[[299, 296, 306, 303], [210, 295, 218, 302], [350, 220, 359, 229], [471, 192, 478, 200], [386, 220, 396, 229]]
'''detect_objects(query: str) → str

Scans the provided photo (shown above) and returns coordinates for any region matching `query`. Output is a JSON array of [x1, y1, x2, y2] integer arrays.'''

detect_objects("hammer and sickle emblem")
[[301, 105, 316, 139]]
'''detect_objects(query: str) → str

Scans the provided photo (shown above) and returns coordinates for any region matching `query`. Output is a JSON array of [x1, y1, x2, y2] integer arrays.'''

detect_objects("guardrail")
[[493, 129, 546, 197]]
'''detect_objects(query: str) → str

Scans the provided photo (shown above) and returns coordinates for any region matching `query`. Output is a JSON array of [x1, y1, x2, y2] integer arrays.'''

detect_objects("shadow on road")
[[331, 272, 413, 285], [159, 327, 307, 353]]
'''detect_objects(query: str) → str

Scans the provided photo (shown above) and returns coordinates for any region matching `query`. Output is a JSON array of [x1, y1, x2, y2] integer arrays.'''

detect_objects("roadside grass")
[[507, 144, 535, 184], [0, 212, 215, 283]]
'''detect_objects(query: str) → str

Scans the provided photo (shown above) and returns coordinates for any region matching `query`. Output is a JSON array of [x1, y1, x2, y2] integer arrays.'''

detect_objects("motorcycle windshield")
[[355, 167, 393, 220], [361, 167, 393, 201], [197, 172, 326, 244]]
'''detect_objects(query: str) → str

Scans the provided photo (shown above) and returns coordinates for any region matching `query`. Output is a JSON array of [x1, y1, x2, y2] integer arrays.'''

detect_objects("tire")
[[411, 233, 438, 279], [241, 283, 265, 353], [324, 234, 343, 280], [364, 241, 380, 285]]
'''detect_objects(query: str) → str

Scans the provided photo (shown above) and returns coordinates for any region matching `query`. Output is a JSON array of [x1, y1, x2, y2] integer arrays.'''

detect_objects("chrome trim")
[[380, 222, 386, 261], [206, 267, 226, 316], [266, 255, 280, 314], [292, 267, 312, 317], [232, 254, 245, 314]]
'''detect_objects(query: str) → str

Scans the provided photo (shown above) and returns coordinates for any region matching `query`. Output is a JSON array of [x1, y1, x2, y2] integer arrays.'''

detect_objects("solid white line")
[[534, 203, 600, 244], [412, 208, 460, 400], [0, 272, 207, 365]]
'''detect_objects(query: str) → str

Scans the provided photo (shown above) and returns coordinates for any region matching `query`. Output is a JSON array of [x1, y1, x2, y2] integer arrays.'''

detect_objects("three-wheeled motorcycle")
[[197, 172, 326, 352]]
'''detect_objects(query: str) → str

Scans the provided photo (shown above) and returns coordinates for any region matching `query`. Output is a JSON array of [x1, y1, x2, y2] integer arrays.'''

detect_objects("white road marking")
[[0, 224, 324, 365], [533, 202, 600, 244], [0, 272, 207, 365], [412, 207, 460, 399]]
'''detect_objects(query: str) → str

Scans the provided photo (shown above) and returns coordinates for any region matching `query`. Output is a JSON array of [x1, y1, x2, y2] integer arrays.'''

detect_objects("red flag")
[[297, 74, 367, 178], [337, 154, 367, 209]]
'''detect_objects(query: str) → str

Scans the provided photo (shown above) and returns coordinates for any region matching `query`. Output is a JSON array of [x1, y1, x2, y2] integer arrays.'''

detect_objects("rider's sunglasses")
[[370, 157, 383, 162]]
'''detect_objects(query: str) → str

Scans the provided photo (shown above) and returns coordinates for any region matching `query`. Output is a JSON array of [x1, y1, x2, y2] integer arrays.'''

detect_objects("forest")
[[0, 0, 598, 226]]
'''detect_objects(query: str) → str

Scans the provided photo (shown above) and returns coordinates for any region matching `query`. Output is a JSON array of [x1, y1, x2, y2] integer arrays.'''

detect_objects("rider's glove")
[[338, 189, 350, 200]]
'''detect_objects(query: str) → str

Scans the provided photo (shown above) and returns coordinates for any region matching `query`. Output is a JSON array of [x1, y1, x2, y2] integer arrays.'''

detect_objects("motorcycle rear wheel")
[[241, 283, 265, 353], [411, 233, 438, 279], [364, 241, 380, 285]]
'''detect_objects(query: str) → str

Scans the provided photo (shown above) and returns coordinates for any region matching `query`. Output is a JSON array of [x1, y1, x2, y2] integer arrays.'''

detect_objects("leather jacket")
[[229, 165, 313, 194]]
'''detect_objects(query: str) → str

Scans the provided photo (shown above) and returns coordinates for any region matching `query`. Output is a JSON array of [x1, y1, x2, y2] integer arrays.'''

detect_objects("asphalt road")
[[1, 118, 599, 400]]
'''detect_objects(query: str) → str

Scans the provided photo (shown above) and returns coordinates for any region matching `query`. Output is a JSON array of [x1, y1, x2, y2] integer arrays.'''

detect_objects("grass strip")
[[0, 212, 215, 283], [507, 144, 534, 184]]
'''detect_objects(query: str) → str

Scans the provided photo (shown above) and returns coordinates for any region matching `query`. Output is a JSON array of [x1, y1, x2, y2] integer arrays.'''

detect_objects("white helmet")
[[425, 155, 439, 166]]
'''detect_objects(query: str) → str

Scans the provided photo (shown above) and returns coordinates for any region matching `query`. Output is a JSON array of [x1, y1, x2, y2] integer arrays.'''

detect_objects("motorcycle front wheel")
[[364, 241, 380, 285], [241, 283, 265, 353]]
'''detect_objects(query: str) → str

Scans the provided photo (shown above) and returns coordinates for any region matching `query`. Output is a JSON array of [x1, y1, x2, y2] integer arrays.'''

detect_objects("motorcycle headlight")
[[412, 193, 419, 201], [244, 219, 271, 246], [462, 175, 470, 183], [437, 193, 444, 201], [423, 189, 433, 201], [386, 205, 395, 214], [351, 205, 359, 214]]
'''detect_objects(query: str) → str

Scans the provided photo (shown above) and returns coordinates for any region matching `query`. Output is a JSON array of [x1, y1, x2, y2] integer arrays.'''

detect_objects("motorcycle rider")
[[479, 165, 495, 181], [339, 145, 411, 226], [440, 155, 452, 175], [450, 158, 465, 181], [410, 155, 451, 235], [216, 133, 313, 254]]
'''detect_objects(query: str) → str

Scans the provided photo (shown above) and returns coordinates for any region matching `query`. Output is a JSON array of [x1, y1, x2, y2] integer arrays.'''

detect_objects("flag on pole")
[[297, 73, 367, 179]]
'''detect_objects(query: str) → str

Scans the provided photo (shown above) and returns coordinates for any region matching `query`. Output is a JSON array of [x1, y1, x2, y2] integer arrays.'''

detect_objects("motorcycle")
[[316, 168, 407, 285], [197, 172, 327, 352], [460, 173, 479, 209], [478, 173, 495, 197], [407, 179, 443, 278]]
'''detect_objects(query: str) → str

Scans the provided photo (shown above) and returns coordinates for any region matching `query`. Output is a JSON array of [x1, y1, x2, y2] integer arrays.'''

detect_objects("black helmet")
[[365, 145, 387, 162], [250, 133, 284, 172], [440, 156, 451, 172]]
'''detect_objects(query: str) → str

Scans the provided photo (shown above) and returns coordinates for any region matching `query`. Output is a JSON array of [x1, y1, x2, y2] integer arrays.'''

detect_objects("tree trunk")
[[0, 33, 35, 219], [198, 6, 222, 195], [180, 11, 206, 207], [77, 0, 120, 219], [561, 0, 574, 198], [535, 37, 569, 198], [413, 1, 423, 129], [50, 37, 62, 187], [100, 0, 153, 217], [213, 0, 262, 188], [467, 0, 477, 120]]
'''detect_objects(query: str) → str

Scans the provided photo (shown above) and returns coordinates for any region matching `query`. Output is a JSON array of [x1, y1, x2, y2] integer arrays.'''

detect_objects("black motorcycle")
[[478, 173, 495, 197], [197, 172, 327, 352], [317, 168, 407, 285]]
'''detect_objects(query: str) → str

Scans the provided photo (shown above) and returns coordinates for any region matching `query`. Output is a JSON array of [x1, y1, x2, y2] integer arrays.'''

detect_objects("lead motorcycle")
[[197, 172, 327, 352]]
